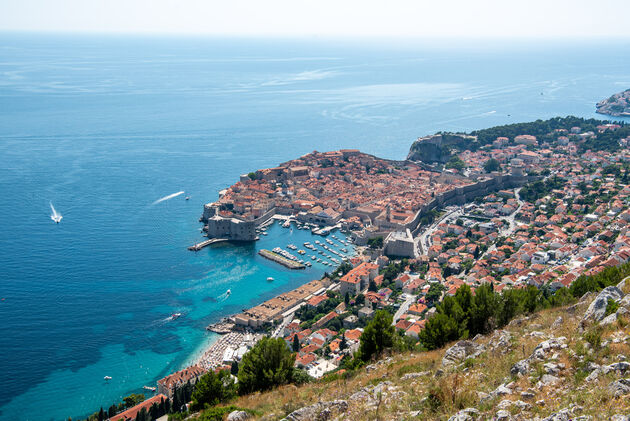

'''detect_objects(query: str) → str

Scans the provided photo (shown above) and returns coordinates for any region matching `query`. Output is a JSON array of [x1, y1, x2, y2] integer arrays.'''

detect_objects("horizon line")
[[2, 29, 630, 43]]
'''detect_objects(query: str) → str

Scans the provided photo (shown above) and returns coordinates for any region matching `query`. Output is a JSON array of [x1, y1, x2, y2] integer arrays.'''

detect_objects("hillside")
[[597, 90, 630, 117], [220, 279, 630, 420]]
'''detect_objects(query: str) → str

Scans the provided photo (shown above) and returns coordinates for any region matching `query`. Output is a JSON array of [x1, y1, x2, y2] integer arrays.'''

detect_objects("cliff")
[[596, 89, 630, 117], [206, 278, 630, 420], [407, 133, 477, 164]]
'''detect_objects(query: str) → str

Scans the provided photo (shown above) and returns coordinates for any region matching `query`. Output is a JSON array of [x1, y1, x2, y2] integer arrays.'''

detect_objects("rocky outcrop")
[[442, 340, 485, 366], [448, 408, 480, 421], [596, 89, 630, 117], [227, 411, 250, 421], [608, 379, 630, 397], [407, 133, 477, 164], [282, 400, 348, 421], [581, 286, 623, 324]]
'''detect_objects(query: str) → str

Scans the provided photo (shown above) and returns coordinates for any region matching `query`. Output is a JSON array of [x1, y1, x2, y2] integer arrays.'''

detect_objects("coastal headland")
[[198, 148, 530, 249], [597, 88, 630, 117]]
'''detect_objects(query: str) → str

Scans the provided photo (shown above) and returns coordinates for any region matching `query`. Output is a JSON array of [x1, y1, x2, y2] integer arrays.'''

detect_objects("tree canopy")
[[191, 369, 236, 410], [357, 310, 395, 362], [237, 337, 295, 394]]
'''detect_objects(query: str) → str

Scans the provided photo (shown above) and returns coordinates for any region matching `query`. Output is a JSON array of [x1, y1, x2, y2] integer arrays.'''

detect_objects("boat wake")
[[49, 202, 62, 223], [217, 289, 232, 301], [152, 191, 185, 205]]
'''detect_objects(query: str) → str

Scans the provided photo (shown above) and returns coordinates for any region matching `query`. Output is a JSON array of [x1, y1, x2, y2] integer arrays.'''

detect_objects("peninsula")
[[596, 88, 630, 117], [199, 149, 529, 254]]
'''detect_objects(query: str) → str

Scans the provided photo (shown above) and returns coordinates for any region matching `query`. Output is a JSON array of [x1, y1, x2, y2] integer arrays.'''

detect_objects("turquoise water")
[[1, 34, 629, 420]]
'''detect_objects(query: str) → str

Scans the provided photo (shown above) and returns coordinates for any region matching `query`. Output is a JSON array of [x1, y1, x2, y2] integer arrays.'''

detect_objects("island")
[[596, 88, 630, 116]]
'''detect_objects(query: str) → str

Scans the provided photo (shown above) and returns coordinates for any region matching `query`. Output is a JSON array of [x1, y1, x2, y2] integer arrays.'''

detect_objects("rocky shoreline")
[[596, 89, 630, 117]]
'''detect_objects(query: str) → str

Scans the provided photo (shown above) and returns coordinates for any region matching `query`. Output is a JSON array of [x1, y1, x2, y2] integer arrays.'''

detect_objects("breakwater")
[[258, 249, 306, 269]]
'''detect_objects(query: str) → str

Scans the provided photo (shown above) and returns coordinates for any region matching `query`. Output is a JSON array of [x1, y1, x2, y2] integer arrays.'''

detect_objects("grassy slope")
[[218, 283, 630, 420]]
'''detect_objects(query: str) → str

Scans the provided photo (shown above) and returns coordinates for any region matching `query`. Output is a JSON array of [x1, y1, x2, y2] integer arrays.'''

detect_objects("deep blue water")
[[0, 33, 629, 420]]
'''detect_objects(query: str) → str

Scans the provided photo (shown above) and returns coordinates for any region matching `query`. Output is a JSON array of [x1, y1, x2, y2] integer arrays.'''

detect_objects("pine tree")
[[238, 336, 296, 394], [357, 310, 395, 362], [340, 332, 347, 350]]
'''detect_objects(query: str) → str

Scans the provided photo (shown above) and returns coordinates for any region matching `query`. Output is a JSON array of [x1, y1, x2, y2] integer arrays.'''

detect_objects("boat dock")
[[188, 238, 228, 251], [258, 249, 305, 269], [312, 224, 341, 236]]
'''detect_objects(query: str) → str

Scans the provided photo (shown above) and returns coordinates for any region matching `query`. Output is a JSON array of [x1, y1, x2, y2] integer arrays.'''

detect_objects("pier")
[[258, 249, 306, 269], [312, 224, 341, 236], [188, 238, 228, 251]]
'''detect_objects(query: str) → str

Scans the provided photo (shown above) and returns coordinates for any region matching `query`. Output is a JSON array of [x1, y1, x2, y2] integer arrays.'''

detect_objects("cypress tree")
[[98, 408, 104, 421], [292, 334, 300, 352], [108, 405, 117, 418], [159, 398, 166, 416], [172, 390, 181, 413]]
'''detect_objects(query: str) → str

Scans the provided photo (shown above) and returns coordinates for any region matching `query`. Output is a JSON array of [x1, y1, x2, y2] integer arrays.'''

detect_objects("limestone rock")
[[600, 312, 618, 326], [531, 337, 566, 361], [543, 362, 565, 375], [488, 330, 512, 353], [608, 378, 630, 397], [604, 361, 630, 375], [448, 407, 480, 421], [520, 391, 535, 400], [442, 340, 485, 367], [582, 286, 623, 323], [401, 371, 430, 381], [541, 405, 583, 421], [551, 316, 563, 328], [494, 409, 512, 420], [511, 359, 530, 376], [619, 294, 630, 309], [227, 411, 250, 421], [538, 374, 560, 387], [282, 400, 348, 421], [490, 383, 512, 398]]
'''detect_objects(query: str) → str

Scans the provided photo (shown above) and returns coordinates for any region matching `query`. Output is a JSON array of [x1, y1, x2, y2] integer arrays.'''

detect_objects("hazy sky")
[[1, 0, 630, 39]]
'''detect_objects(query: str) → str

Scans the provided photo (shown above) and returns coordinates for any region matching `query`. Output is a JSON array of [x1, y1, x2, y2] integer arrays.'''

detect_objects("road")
[[480, 187, 524, 258], [416, 207, 464, 255], [392, 293, 417, 324], [271, 314, 294, 339]]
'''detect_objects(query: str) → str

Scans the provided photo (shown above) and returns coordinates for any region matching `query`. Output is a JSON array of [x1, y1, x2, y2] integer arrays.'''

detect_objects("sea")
[[0, 33, 629, 420]]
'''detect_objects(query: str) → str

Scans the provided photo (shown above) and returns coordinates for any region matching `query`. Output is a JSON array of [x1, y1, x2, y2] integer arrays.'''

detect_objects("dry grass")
[[209, 304, 630, 420]]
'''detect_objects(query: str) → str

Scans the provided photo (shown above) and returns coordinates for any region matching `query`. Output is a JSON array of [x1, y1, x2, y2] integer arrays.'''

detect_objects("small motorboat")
[[226, 289, 231, 296], [185, 196, 190, 200], [267, 277, 274, 282], [143, 386, 157, 391], [171, 313, 182, 320], [104, 376, 112, 381]]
